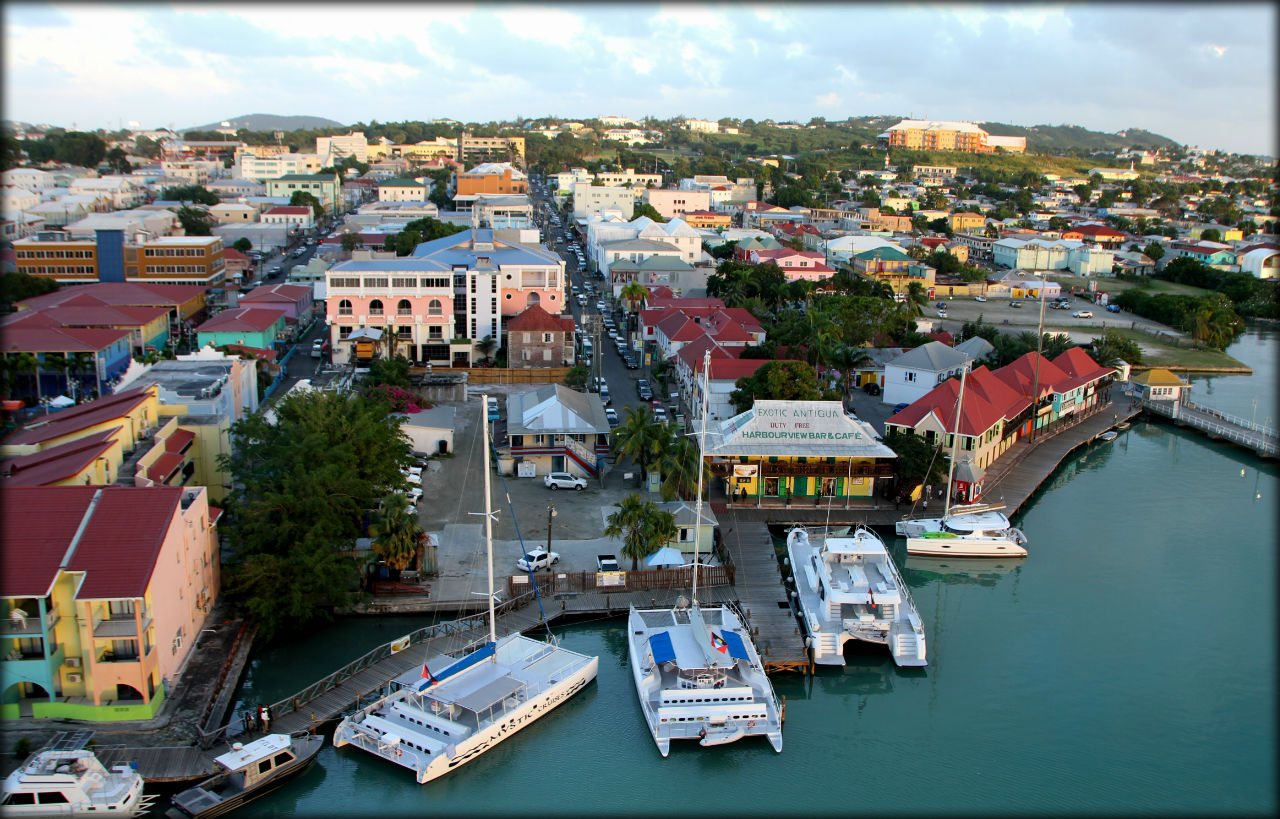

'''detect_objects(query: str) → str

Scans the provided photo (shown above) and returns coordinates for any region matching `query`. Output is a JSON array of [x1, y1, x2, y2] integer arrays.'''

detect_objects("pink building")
[[748, 249, 837, 282]]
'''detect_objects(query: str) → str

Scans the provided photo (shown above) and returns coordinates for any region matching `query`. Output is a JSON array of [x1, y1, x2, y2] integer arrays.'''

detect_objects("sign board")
[[596, 571, 625, 588], [389, 634, 411, 654], [733, 402, 867, 442], [517, 461, 537, 478], [733, 464, 759, 478]]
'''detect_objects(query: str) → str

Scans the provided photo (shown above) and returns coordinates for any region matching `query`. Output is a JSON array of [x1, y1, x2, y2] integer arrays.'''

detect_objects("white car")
[[1073, 310, 1094, 318], [515, 549, 560, 572], [403, 487, 423, 504], [974, 295, 987, 302], [544, 472, 587, 491]]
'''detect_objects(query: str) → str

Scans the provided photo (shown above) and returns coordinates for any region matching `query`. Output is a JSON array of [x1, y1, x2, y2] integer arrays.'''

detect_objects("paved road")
[[932, 290, 1179, 350]]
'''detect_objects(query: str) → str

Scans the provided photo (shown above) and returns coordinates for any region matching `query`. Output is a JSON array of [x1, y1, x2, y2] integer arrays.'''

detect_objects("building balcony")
[[1, 609, 58, 638], [92, 610, 152, 639]]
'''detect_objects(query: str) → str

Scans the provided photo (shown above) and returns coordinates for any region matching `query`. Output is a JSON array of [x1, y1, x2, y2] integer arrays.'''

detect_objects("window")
[[427, 299, 443, 316], [397, 299, 412, 316], [369, 299, 384, 316], [338, 299, 353, 316]]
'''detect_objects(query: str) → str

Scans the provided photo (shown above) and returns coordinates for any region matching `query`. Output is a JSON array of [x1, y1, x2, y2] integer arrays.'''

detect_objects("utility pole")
[[546, 500, 556, 556], [1028, 272, 1047, 442]]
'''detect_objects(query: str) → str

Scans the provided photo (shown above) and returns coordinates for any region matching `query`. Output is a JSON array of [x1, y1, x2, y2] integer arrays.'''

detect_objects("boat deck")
[[96, 746, 218, 784]]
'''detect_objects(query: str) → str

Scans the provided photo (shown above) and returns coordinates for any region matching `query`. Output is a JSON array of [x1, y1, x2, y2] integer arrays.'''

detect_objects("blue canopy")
[[417, 641, 495, 691], [649, 631, 676, 664], [721, 630, 750, 661]]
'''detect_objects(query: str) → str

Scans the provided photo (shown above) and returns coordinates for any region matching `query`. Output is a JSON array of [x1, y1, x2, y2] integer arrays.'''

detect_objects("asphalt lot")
[[931, 289, 1175, 349]]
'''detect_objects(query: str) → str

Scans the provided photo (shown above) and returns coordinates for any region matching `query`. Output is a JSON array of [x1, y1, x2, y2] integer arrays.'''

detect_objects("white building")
[[68, 176, 144, 209], [681, 119, 720, 133], [572, 181, 634, 221], [882, 341, 973, 407], [2, 168, 56, 191], [315, 131, 369, 163], [235, 152, 324, 182], [993, 238, 1113, 276]]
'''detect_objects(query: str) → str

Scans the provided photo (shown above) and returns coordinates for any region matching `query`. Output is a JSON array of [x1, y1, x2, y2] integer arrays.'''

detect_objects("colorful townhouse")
[[1, 485, 220, 721]]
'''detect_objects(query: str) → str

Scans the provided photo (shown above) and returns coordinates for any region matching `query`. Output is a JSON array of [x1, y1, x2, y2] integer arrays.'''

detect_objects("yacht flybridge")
[[787, 525, 927, 667]]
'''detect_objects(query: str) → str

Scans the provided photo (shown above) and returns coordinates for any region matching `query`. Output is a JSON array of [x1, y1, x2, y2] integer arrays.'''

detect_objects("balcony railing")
[[1, 609, 58, 637], [92, 609, 152, 639]]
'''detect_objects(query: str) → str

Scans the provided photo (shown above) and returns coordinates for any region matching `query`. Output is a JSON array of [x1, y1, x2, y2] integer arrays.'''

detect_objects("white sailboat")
[[333, 396, 599, 784], [627, 350, 783, 756], [895, 367, 1028, 558], [786, 524, 927, 667]]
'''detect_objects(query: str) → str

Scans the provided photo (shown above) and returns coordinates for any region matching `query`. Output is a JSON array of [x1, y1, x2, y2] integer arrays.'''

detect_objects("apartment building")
[[0, 485, 220, 721], [235, 152, 324, 182], [454, 163, 527, 207], [641, 189, 712, 221], [572, 181, 634, 221], [15, 230, 227, 287], [592, 168, 662, 189], [264, 173, 342, 210], [457, 133, 525, 166], [879, 120, 1027, 154], [680, 119, 720, 133], [324, 229, 564, 366], [315, 131, 370, 163], [378, 178, 430, 203]]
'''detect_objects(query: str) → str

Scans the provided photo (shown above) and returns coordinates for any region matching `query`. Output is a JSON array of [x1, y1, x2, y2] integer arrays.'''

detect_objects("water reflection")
[[903, 555, 1023, 587]]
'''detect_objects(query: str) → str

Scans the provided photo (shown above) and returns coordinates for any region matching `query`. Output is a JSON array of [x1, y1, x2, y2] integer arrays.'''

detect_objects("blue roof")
[[649, 631, 676, 665], [721, 630, 750, 661]]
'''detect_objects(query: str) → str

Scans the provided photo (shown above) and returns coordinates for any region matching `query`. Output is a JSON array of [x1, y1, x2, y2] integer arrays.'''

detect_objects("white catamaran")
[[786, 524, 927, 667], [627, 350, 783, 757], [895, 367, 1029, 558], [332, 396, 599, 783]]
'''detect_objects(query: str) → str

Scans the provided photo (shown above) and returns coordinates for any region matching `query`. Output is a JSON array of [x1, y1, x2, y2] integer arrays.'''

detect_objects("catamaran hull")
[[334, 657, 598, 784], [905, 535, 1027, 558]]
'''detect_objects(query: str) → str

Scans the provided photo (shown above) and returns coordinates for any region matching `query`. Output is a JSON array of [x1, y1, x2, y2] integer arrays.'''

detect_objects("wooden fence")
[[436, 367, 571, 385], [506, 565, 735, 598]]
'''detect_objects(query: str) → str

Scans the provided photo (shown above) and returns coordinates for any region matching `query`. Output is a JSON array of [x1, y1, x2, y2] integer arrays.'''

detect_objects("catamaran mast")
[[482, 393, 497, 646], [942, 366, 968, 519], [691, 349, 711, 608]]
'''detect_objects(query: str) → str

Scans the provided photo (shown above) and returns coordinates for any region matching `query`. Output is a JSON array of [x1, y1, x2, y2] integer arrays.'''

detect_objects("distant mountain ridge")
[[183, 113, 346, 134]]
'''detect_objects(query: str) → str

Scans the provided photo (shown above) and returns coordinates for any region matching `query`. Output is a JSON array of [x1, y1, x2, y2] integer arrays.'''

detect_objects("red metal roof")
[[1053, 347, 1113, 383], [67, 486, 183, 600], [2, 387, 154, 447], [145, 451, 185, 483], [0, 428, 119, 487], [265, 206, 313, 215], [2, 325, 132, 355], [164, 428, 195, 453], [195, 306, 287, 333], [16, 282, 204, 312], [0, 486, 99, 597]]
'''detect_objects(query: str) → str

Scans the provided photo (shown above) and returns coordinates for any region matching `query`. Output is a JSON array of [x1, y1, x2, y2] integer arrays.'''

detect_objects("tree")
[[563, 365, 588, 387], [7, 352, 42, 405], [290, 191, 325, 217], [604, 494, 678, 570], [709, 240, 737, 261], [176, 205, 215, 236], [1089, 329, 1144, 366], [105, 146, 132, 175], [631, 202, 666, 222], [232, 237, 253, 254], [1143, 242, 1165, 262], [619, 282, 648, 314], [218, 390, 412, 642], [341, 232, 360, 252], [659, 429, 712, 502], [475, 335, 498, 364], [884, 430, 949, 498], [1199, 228, 1221, 243], [370, 494, 424, 572], [162, 185, 219, 205], [612, 405, 665, 480], [0, 272, 59, 311], [728, 360, 822, 414], [133, 135, 161, 159]]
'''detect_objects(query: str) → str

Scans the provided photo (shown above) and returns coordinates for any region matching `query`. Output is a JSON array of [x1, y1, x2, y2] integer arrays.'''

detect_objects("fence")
[[438, 367, 572, 385], [506, 565, 735, 598]]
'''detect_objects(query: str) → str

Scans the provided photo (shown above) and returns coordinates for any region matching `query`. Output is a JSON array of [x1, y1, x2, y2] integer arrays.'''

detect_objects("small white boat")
[[332, 394, 599, 783], [1114, 421, 1131, 431], [787, 525, 927, 667], [895, 367, 1028, 558], [167, 733, 324, 818], [1096, 431, 1118, 442], [626, 350, 782, 757], [1, 732, 153, 816]]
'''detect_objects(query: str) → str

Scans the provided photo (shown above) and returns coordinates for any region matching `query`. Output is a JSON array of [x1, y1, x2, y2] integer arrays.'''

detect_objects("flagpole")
[[691, 349, 711, 609]]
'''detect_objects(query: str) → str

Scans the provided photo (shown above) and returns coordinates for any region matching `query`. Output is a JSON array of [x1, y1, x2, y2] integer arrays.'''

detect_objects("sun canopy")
[[721, 630, 751, 661], [649, 631, 676, 664], [454, 675, 526, 714], [646, 546, 684, 567]]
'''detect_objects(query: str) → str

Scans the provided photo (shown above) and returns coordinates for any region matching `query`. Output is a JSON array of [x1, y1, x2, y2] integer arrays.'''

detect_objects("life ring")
[[395, 747, 403, 758], [747, 720, 756, 728]]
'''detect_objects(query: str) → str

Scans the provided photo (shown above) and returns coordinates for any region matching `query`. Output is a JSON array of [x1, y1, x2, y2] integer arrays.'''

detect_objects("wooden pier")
[[97, 745, 218, 784], [717, 512, 810, 675]]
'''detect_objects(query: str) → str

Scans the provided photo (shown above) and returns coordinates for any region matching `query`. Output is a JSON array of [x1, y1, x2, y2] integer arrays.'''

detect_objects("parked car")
[[937, 310, 948, 318], [1106, 304, 1122, 313], [596, 554, 620, 572], [516, 549, 560, 572], [936, 301, 947, 309], [596, 300, 607, 312], [605, 408, 619, 427], [311, 339, 324, 358], [624, 354, 639, 369], [1009, 301, 1023, 308], [974, 295, 987, 302], [863, 382, 882, 396], [544, 472, 586, 491], [1073, 310, 1094, 318], [891, 403, 910, 415]]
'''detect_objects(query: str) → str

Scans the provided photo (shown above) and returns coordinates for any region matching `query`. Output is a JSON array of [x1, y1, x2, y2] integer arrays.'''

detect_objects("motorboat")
[[1, 731, 153, 816], [1096, 430, 1118, 442], [786, 525, 927, 667], [627, 350, 782, 756], [167, 733, 323, 818], [332, 394, 599, 783], [895, 367, 1028, 558]]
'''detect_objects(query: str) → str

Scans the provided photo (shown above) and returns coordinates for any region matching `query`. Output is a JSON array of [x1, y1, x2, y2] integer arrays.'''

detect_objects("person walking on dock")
[[261, 706, 270, 732]]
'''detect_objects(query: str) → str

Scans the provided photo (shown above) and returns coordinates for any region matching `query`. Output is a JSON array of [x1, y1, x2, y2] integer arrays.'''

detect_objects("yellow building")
[[949, 212, 987, 233], [703, 400, 897, 507]]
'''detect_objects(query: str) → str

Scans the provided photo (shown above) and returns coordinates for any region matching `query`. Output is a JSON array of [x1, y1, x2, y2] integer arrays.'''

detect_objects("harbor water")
[[233, 328, 1276, 816]]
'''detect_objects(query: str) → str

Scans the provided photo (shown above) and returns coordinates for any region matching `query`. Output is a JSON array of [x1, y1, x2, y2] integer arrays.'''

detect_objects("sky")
[[3, 2, 1276, 156]]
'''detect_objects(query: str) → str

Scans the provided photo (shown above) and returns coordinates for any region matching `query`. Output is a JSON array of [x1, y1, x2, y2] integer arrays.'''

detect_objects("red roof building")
[[505, 304, 576, 368]]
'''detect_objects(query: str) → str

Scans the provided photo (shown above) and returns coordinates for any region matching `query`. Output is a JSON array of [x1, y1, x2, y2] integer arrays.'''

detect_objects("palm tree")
[[8, 352, 42, 406], [42, 353, 71, 399], [69, 352, 99, 400], [905, 281, 928, 317], [619, 282, 648, 314], [659, 433, 711, 502], [369, 493, 424, 571], [604, 493, 678, 569], [612, 406, 664, 480], [475, 334, 498, 364]]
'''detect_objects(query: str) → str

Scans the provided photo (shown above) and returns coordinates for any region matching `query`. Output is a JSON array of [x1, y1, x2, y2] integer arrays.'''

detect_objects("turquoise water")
[[233, 329, 1277, 816]]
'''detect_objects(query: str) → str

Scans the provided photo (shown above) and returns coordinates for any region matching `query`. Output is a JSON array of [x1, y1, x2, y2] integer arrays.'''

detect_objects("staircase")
[[562, 435, 598, 476], [891, 628, 926, 666], [815, 631, 841, 664]]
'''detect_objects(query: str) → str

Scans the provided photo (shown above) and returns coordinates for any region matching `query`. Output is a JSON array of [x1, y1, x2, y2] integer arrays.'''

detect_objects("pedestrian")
[[261, 706, 270, 732], [242, 710, 251, 733], [922, 498, 928, 510]]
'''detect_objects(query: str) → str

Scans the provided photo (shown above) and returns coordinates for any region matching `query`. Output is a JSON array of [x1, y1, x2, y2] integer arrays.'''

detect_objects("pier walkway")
[[717, 514, 809, 675], [1142, 398, 1278, 458]]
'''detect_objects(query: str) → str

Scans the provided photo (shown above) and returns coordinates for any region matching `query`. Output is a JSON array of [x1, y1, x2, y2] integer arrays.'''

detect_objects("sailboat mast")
[[691, 349, 711, 607], [943, 366, 967, 519], [482, 393, 497, 646]]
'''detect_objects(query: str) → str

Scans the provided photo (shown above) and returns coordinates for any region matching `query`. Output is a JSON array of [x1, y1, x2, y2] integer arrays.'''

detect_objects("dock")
[[97, 745, 218, 784], [1141, 398, 1278, 458], [717, 513, 809, 675]]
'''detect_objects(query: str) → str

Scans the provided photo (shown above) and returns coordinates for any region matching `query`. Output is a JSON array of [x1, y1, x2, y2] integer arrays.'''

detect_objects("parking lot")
[[933, 290, 1175, 349]]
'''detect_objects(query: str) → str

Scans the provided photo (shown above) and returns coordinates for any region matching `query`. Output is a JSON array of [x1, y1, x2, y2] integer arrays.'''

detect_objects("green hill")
[[979, 122, 1180, 154]]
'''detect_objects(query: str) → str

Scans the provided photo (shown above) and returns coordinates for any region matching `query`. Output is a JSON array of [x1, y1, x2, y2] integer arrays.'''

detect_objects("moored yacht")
[[787, 525, 927, 667], [1, 731, 153, 816], [332, 395, 599, 784], [626, 350, 782, 757]]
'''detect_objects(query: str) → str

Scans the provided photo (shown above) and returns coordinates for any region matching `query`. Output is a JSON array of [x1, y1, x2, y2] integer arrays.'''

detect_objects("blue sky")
[[3, 2, 1275, 156]]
